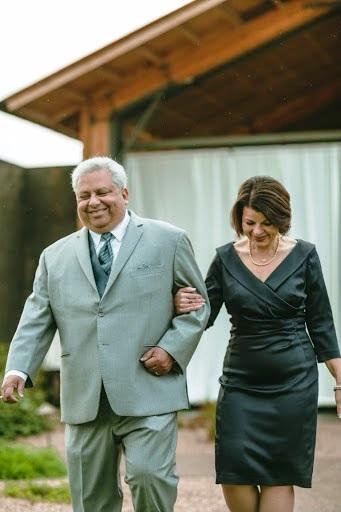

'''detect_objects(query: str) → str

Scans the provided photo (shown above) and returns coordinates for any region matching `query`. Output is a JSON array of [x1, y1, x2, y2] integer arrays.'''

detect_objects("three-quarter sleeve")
[[305, 247, 340, 362], [205, 252, 224, 329]]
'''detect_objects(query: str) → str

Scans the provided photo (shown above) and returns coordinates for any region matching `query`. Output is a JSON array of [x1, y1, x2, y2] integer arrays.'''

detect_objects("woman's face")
[[241, 206, 279, 249]]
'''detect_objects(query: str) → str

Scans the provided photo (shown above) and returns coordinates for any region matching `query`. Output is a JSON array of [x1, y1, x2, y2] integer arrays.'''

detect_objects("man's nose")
[[88, 194, 100, 206]]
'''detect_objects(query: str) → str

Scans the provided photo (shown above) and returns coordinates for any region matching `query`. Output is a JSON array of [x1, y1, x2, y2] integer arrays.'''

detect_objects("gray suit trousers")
[[65, 389, 178, 512]]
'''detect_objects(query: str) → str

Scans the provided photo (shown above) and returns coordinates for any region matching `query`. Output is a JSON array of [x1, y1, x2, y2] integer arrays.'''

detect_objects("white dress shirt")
[[89, 209, 130, 260], [6, 211, 131, 384]]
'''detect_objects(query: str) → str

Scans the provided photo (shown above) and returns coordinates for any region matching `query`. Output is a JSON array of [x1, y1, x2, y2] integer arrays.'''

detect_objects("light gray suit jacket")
[[6, 212, 210, 424]]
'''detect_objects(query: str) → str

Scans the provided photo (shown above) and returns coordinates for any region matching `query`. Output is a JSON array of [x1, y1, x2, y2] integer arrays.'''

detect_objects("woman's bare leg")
[[259, 485, 294, 512], [222, 484, 260, 512]]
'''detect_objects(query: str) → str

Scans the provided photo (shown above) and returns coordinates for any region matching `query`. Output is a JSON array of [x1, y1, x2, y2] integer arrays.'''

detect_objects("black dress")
[[205, 240, 340, 488]]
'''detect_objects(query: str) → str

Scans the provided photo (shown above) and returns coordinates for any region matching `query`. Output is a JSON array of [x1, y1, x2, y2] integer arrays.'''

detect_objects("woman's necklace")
[[248, 234, 280, 267]]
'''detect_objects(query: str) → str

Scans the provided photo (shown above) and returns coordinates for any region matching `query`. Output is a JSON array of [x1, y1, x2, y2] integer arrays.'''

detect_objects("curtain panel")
[[126, 144, 341, 405]]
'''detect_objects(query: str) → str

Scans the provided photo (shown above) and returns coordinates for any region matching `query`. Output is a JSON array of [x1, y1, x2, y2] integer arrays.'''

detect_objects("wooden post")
[[80, 106, 91, 159], [80, 100, 112, 158], [89, 120, 110, 156]]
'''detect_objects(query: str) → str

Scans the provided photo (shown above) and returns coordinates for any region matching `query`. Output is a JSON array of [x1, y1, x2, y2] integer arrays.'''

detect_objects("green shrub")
[[4, 481, 70, 503], [0, 342, 54, 439], [0, 397, 53, 440], [0, 443, 67, 480]]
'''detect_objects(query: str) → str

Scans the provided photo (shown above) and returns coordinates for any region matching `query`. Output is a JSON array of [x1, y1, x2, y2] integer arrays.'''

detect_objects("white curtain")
[[126, 144, 341, 405]]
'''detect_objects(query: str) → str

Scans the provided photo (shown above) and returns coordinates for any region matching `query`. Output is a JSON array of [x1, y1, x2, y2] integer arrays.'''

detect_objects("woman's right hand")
[[174, 287, 205, 314]]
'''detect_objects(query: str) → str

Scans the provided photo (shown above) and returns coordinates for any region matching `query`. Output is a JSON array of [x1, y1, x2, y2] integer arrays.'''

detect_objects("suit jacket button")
[[98, 311, 104, 317]]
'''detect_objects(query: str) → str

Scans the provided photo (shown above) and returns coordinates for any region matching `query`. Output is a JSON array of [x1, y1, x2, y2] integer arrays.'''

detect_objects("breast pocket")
[[129, 263, 169, 301], [130, 263, 165, 278]]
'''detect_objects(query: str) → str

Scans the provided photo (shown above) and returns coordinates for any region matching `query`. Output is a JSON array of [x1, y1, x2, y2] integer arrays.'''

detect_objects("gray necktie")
[[98, 232, 114, 275]]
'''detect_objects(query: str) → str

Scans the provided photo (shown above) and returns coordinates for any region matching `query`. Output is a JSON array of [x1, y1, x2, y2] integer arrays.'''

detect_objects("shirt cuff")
[[5, 370, 28, 382]]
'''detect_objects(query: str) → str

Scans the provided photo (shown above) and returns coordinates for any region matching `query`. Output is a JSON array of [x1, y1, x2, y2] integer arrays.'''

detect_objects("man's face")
[[75, 169, 128, 233]]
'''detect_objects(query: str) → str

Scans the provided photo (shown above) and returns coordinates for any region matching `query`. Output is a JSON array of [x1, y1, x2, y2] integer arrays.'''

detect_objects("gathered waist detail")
[[231, 316, 306, 338], [221, 315, 317, 390]]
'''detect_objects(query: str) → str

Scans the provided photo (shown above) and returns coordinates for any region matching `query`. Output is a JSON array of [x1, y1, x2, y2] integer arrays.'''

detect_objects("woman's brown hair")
[[230, 176, 291, 237]]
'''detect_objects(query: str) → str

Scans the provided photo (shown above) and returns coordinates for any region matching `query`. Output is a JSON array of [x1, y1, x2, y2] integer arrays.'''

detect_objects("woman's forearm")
[[325, 358, 341, 383]]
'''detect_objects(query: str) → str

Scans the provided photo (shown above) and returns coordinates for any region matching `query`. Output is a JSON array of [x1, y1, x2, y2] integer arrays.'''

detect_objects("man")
[[1, 156, 210, 512]]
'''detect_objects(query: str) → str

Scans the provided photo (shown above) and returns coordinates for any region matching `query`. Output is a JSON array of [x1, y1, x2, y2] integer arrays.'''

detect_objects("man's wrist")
[[5, 370, 28, 382]]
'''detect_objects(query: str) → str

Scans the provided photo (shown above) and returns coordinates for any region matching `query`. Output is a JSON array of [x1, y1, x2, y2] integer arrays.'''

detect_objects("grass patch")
[[4, 481, 70, 503], [0, 443, 67, 480]]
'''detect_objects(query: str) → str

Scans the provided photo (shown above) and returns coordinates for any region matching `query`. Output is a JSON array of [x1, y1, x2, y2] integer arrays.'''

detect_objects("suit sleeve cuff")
[[5, 370, 28, 382]]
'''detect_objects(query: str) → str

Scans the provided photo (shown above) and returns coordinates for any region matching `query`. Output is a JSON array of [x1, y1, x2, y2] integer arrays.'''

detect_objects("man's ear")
[[122, 188, 129, 203]]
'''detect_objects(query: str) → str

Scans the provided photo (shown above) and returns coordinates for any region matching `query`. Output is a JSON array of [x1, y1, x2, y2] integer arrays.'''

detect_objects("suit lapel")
[[74, 227, 98, 294], [102, 212, 144, 299]]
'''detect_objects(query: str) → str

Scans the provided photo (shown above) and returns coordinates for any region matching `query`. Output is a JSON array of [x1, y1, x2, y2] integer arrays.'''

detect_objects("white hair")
[[71, 156, 127, 192]]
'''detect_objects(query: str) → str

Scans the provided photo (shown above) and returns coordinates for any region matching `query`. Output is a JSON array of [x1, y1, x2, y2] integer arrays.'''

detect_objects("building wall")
[[0, 160, 25, 341], [0, 161, 76, 343]]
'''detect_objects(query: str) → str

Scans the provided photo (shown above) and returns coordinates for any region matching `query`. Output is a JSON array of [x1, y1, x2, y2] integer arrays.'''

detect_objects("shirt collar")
[[89, 210, 130, 248]]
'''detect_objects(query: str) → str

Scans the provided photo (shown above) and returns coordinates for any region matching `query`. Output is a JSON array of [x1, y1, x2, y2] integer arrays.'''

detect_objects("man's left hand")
[[140, 347, 174, 376]]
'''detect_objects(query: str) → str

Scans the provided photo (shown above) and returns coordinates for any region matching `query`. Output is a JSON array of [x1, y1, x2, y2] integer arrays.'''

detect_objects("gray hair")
[[71, 156, 127, 192]]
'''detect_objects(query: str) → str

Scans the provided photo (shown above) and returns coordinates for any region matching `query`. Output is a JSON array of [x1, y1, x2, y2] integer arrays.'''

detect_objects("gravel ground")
[[0, 411, 340, 511]]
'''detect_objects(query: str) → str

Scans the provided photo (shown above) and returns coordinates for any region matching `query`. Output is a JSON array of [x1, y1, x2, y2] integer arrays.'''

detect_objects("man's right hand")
[[1, 375, 25, 403]]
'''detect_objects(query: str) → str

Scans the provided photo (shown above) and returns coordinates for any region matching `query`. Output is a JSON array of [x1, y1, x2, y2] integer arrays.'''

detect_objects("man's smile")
[[88, 208, 107, 214]]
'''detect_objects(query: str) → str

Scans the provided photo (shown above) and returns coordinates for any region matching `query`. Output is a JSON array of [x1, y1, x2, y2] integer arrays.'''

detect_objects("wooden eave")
[[0, 0, 338, 140]]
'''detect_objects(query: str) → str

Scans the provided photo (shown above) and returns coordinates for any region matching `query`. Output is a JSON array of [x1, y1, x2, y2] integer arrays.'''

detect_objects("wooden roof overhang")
[[1, 0, 341, 158]]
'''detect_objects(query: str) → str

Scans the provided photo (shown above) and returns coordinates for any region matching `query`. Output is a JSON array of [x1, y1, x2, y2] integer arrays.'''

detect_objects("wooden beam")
[[96, 66, 120, 83], [305, 1, 341, 6], [61, 87, 87, 103], [138, 46, 165, 66], [91, 85, 117, 102], [104, 67, 167, 109], [168, 2, 331, 83], [123, 90, 164, 151], [106, 1, 332, 112], [124, 123, 155, 141], [178, 26, 201, 45], [3, 0, 334, 137], [253, 78, 341, 132], [17, 107, 79, 138], [4, 0, 228, 112], [302, 33, 335, 66], [131, 130, 341, 150], [217, 4, 243, 26], [271, 0, 284, 8], [51, 104, 80, 123]]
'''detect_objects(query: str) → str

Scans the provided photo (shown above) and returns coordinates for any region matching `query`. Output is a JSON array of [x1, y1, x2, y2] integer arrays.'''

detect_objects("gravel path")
[[1, 411, 340, 511]]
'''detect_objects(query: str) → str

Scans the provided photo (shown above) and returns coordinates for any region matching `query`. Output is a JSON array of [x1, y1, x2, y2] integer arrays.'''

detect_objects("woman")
[[175, 176, 341, 512]]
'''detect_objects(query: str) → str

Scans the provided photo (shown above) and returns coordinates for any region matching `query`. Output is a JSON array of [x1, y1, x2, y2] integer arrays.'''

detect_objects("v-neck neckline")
[[231, 239, 301, 285]]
